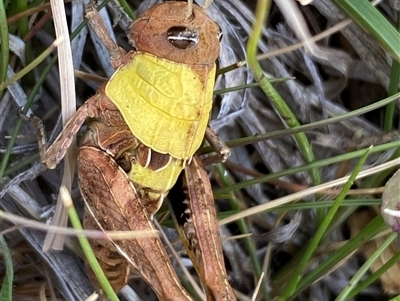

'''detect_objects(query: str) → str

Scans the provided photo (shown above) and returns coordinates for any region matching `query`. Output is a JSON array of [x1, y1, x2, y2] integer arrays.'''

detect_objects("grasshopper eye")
[[167, 26, 199, 50]]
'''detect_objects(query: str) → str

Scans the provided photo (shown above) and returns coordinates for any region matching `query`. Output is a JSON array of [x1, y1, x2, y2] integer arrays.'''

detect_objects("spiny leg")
[[171, 156, 236, 301], [35, 94, 106, 169], [78, 146, 195, 301]]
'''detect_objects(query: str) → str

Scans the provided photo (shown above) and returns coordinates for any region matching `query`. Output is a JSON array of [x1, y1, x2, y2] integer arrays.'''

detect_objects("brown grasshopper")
[[37, 1, 235, 300]]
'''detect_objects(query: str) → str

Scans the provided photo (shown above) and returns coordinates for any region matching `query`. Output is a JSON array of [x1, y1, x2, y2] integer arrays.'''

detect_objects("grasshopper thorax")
[[128, 1, 221, 66]]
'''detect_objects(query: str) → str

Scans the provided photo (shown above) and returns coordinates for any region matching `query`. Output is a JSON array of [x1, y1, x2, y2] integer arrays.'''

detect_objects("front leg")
[[38, 95, 104, 169], [78, 146, 194, 301], [85, 3, 128, 68], [39, 89, 126, 169]]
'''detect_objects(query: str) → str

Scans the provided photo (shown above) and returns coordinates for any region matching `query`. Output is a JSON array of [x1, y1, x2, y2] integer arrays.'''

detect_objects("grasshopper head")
[[128, 1, 221, 66]]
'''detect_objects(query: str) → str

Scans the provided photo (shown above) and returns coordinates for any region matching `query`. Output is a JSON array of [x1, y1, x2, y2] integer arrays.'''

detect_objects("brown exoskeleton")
[[38, 1, 235, 300]]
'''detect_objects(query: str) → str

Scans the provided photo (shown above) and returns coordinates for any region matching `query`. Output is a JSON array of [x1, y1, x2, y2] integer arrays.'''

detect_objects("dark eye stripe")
[[167, 26, 199, 50]]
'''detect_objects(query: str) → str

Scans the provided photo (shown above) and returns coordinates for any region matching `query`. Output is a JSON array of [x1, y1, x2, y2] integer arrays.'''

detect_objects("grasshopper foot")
[[18, 108, 48, 162]]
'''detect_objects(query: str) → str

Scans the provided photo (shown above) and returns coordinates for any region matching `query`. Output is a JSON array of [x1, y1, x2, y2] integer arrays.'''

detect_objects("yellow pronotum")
[[105, 52, 215, 160]]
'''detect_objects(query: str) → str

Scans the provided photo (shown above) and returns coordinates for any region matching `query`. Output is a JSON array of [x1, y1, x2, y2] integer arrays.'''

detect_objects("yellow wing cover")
[[105, 52, 215, 160]]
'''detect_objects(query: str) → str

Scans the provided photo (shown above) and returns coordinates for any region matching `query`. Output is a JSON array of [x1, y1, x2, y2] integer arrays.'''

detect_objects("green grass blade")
[[336, 232, 398, 301], [0, 0, 9, 98], [384, 17, 400, 131], [0, 234, 13, 301], [389, 295, 400, 301], [214, 140, 400, 195], [214, 164, 271, 301], [0, 39, 61, 91], [333, 0, 400, 62], [296, 215, 387, 297], [278, 146, 372, 300], [347, 248, 400, 299], [0, 53, 58, 180], [246, 0, 321, 188], [200, 91, 400, 155], [114, 0, 134, 20], [60, 186, 120, 301]]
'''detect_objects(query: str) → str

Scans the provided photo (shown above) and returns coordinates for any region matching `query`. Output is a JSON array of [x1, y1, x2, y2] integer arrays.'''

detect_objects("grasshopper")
[[37, 1, 235, 300]]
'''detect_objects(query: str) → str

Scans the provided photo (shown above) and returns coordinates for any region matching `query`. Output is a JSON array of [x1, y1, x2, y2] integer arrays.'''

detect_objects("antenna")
[[184, 0, 193, 22], [202, 0, 213, 10]]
